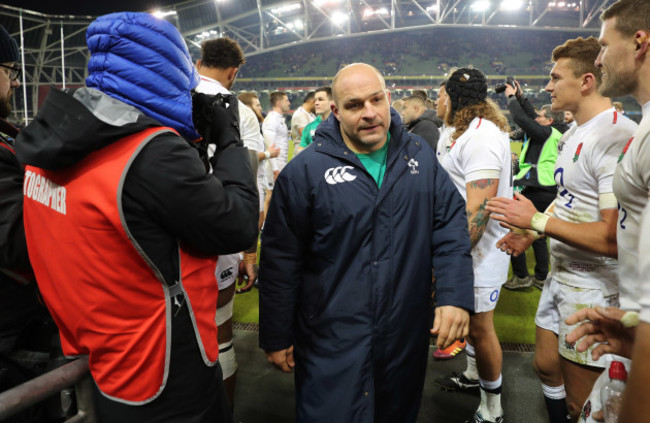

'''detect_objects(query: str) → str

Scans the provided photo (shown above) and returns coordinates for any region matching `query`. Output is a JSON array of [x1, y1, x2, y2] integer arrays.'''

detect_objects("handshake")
[[192, 92, 242, 151]]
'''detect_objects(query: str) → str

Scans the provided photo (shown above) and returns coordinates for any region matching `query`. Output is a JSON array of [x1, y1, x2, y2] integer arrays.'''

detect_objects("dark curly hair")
[[200, 37, 246, 69]]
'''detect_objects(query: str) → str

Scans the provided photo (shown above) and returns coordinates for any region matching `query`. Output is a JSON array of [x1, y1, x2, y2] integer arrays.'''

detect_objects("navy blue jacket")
[[259, 109, 473, 422]]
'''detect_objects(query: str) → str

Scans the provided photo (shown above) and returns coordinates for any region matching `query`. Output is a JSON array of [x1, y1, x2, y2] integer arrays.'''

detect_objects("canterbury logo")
[[324, 166, 357, 185]]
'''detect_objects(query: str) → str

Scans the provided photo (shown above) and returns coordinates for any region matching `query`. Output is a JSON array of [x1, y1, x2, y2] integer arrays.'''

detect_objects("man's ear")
[[581, 73, 597, 93], [331, 102, 340, 121], [196, 59, 202, 69], [228, 67, 238, 83], [635, 30, 649, 59]]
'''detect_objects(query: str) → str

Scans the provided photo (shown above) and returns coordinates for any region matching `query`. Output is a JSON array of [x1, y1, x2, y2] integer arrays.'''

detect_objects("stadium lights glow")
[[151, 10, 177, 19], [196, 30, 220, 40], [331, 10, 349, 24], [548, 1, 578, 7], [313, 0, 344, 6], [271, 3, 302, 14], [471, 1, 491, 12], [363, 7, 390, 18], [500, 0, 523, 10], [426, 5, 440, 13], [285, 19, 304, 30]]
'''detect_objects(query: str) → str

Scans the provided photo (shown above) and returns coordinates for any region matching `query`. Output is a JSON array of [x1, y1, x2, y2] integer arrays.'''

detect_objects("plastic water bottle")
[[600, 361, 627, 423]]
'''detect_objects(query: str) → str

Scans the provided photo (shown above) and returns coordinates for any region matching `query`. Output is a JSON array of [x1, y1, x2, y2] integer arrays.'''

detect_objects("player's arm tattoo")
[[467, 199, 491, 248], [466, 179, 497, 248]]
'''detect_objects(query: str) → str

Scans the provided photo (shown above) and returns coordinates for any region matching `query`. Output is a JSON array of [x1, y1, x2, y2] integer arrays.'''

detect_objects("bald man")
[[259, 63, 474, 422]]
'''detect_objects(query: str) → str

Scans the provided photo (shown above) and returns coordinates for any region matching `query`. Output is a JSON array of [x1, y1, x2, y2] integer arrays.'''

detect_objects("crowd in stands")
[[240, 27, 584, 79]]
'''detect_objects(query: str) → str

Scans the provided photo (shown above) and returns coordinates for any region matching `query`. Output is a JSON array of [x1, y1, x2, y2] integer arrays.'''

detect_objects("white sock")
[[541, 383, 566, 400], [463, 345, 479, 381], [479, 374, 502, 392], [477, 384, 503, 420], [465, 341, 475, 356]]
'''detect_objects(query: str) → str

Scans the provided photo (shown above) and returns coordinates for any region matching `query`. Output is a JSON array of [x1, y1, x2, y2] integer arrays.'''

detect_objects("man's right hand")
[[268, 143, 280, 158], [266, 346, 295, 373]]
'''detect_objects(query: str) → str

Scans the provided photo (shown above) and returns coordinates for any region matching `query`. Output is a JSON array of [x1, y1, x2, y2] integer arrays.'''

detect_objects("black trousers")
[[94, 303, 232, 423], [511, 186, 556, 280]]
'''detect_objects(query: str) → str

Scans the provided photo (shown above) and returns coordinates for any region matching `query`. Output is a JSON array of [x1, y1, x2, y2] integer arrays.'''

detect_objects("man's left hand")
[[431, 306, 470, 349], [504, 83, 517, 97], [486, 192, 537, 230], [236, 261, 257, 293]]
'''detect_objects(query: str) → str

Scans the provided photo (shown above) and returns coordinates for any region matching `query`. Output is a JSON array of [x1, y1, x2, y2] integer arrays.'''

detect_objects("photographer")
[[502, 80, 568, 291]]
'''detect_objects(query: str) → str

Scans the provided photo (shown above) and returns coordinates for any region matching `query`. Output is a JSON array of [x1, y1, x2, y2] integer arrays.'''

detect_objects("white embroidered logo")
[[408, 158, 419, 175], [324, 166, 357, 185]]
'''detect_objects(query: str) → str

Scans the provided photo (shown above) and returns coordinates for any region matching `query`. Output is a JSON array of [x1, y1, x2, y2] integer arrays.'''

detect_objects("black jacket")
[[406, 110, 441, 151], [0, 119, 50, 351], [17, 88, 258, 287]]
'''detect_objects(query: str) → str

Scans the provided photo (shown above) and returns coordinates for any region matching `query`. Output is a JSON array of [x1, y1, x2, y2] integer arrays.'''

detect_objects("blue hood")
[[86, 12, 200, 141]]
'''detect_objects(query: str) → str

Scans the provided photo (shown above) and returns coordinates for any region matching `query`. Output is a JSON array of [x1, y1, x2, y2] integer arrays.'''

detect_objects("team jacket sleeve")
[[0, 147, 31, 272], [258, 169, 310, 351], [431, 159, 475, 312], [127, 134, 259, 256], [507, 96, 552, 143]]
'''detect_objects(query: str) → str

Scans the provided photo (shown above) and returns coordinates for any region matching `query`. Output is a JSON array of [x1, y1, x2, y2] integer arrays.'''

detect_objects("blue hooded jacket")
[[86, 12, 200, 141]]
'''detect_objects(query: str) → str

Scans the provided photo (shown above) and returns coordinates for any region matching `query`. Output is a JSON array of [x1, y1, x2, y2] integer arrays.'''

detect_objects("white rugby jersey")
[[638, 204, 650, 323], [436, 125, 455, 164], [613, 102, 650, 311], [440, 117, 512, 287], [291, 106, 315, 145], [263, 110, 290, 172], [549, 108, 637, 293]]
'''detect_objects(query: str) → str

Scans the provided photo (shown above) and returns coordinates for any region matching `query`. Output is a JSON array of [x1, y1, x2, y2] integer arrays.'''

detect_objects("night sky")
[[2, 0, 182, 16]]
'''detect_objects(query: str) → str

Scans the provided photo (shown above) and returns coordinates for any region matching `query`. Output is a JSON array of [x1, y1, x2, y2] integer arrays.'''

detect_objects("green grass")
[[234, 248, 543, 345]]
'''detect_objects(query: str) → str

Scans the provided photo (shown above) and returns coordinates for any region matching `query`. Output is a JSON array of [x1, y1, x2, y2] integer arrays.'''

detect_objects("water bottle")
[[600, 361, 627, 423]]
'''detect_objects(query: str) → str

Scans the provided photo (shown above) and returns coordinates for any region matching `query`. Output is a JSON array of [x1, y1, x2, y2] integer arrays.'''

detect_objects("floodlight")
[[151, 10, 177, 19], [314, 0, 344, 6], [471, 1, 491, 12], [426, 5, 439, 13], [500, 0, 523, 10], [332, 10, 349, 24], [271, 3, 301, 14]]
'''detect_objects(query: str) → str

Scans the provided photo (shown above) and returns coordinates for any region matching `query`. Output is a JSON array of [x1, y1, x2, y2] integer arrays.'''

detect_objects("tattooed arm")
[[465, 179, 499, 248]]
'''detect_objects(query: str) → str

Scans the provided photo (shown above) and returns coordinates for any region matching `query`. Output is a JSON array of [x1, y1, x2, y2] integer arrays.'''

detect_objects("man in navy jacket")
[[259, 63, 474, 422]]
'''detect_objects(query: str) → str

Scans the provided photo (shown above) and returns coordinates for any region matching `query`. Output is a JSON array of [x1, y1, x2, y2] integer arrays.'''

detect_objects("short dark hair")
[[314, 86, 332, 99], [303, 91, 315, 104], [412, 89, 428, 101], [551, 37, 602, 86], [404, 95, 426, 107], [601, 0, 650, 37], [539, 104, 564, 123], [269, 91, 287, 107], [200, 37, 245, 69]]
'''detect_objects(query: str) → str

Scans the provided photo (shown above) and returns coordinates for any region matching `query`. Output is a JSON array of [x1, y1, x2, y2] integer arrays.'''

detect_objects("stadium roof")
[[1, 0, 617, 121]]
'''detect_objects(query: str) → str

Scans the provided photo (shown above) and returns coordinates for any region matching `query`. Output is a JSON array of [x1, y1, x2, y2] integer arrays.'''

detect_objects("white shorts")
[[578, 356, 631, 423], [474, 286, 502, 313], [215, 253, 241, 290], [535, 277, 619, 368]]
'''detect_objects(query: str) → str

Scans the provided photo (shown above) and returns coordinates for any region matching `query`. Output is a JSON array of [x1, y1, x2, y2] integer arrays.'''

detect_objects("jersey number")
[[554, 167, 575, 208]]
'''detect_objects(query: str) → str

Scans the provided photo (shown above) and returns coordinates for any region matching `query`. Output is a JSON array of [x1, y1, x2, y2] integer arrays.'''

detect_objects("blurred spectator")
[[401, 95, 440, 150], [290, 91, 315, 150], [298, 86, 332, 152]]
